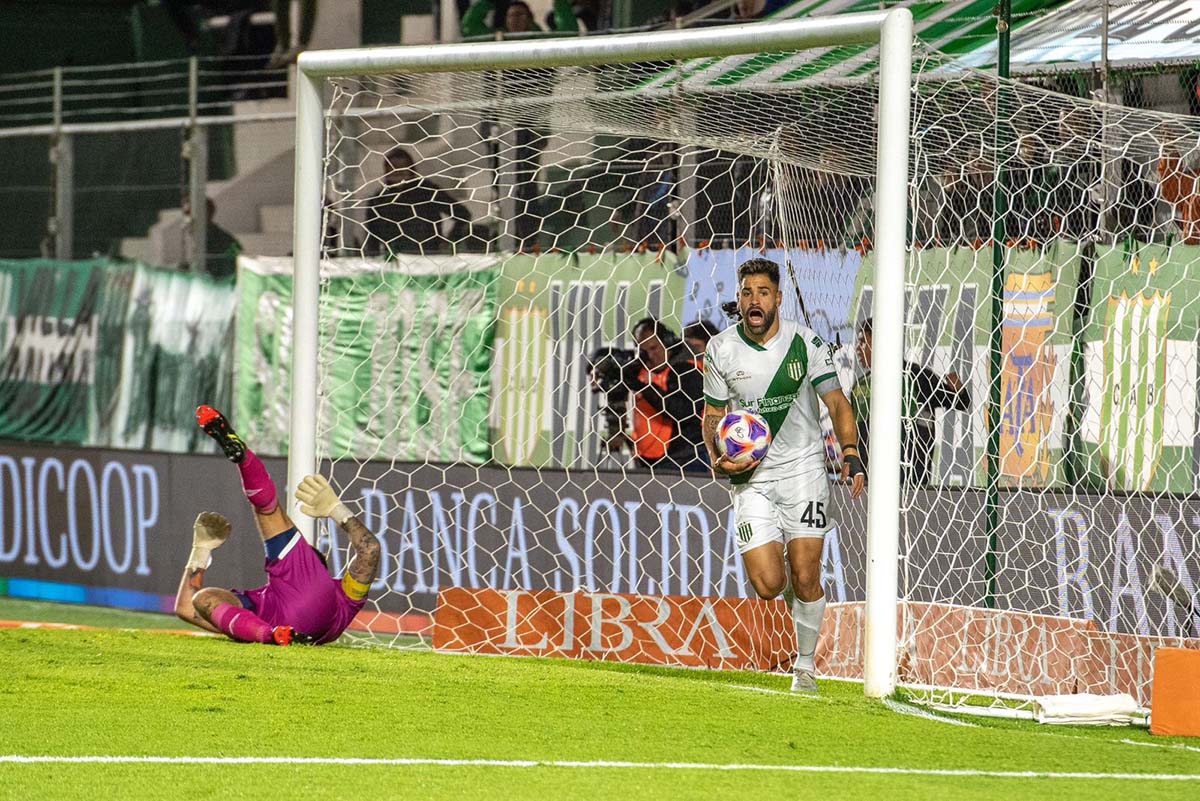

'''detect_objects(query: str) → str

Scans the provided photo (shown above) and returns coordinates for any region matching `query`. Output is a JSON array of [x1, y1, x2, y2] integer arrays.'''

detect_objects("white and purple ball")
[[718, 410, 771, 463]]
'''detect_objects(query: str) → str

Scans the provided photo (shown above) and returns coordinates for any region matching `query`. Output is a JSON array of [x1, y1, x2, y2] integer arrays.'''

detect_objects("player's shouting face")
[[738, 273, 781, 337]]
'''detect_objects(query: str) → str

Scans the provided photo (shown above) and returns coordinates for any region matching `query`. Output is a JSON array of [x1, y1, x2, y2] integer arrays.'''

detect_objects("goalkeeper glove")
[[187, 512, 231, 570], [296, 474, 353, 526]]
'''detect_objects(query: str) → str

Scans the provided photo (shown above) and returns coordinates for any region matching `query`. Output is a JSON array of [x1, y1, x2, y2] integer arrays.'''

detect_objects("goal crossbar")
[[290, 11, 914, 698], [297, 16, 891, 77]]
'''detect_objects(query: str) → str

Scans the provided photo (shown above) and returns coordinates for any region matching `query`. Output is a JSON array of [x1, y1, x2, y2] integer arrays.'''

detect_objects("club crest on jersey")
[[787, 359, 804, 381]]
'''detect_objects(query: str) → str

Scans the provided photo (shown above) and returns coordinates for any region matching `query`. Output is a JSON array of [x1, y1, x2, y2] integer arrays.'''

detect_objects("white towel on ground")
[[1035, 693, 1141, 726]]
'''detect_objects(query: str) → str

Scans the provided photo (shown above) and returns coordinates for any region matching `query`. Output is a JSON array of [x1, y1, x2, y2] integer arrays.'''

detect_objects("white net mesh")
[[247, 36, 1200, 706]]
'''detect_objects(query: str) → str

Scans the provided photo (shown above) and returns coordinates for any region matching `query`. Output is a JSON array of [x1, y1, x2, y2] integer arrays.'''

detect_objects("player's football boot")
[[196, 405, 246, 463], [291, 631, 318, 646], [271, 625, 294, 646], [790, 669, 819, 695]]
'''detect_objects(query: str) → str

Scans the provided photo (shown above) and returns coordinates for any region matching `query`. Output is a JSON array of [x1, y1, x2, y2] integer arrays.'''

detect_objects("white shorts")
[[731, 466, 832, 554]]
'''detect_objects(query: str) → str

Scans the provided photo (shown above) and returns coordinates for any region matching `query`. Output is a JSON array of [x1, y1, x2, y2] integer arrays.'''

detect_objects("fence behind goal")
[[268, 19, 1200, 710]]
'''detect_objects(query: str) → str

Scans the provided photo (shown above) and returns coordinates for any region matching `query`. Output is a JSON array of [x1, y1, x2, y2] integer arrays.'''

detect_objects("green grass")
[[0, 601, 1198, 800]]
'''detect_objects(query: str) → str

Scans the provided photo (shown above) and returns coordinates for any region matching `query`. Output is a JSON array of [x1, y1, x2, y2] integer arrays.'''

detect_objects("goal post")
[[288, 14, 914, 697], [865, 9, 913, 700]]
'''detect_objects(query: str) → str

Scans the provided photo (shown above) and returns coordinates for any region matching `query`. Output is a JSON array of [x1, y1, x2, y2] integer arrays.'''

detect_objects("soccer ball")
[[718, 410, 771, 463]]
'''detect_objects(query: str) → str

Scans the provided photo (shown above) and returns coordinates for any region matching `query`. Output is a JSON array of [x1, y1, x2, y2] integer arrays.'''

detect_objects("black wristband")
[[844, 452, 866, 479]]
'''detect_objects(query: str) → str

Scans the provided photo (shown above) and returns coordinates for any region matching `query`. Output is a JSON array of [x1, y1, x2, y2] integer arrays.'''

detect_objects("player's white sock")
[[792, 595, 826, 674], [187, 512, 231, 570]]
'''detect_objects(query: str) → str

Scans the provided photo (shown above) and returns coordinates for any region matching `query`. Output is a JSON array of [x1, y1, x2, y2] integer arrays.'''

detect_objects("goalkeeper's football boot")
[[790, 669, 819, 695], [196, 405, 246, 463], [272, 625, 295, 646]]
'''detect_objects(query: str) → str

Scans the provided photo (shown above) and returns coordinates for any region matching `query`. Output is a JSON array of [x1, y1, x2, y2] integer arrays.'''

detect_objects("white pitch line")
[[1121, 739, 1200, 754], [0, 756, 1198, 780], [883, 698, 978, 728], [726, 684, 812, 699]]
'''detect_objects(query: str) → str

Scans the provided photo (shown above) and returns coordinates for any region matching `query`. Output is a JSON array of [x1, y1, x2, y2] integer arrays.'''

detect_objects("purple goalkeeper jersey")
[[234, 531, 366, 645]]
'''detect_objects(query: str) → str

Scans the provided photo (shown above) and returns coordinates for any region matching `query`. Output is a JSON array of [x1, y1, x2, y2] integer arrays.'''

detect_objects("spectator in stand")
[[647, 0, 693, 27], [561, 0, 602, 32], [182, 197, 241, 280], [729, 0, 788, 21], [852, 317, 969, 486], [1157, 137, 1200, 244], [620, 318, 707, 472], [731, 0, 765, 20], [683, 319, 720, 370], [611, 138, 678, 249], [268, 0, 318, 68], [363, 146, 473, 257], [1111, 157, 1162, 243], [941, 158, 993, 245], [1007, 134, 1056, 241], [461, 0, 579, 37], [163, 1, 269, 56]]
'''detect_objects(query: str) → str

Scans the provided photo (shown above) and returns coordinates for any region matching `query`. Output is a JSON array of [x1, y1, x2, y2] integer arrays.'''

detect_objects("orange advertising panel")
[[818, 601, 1200, 707], [433, 587, 796, 671], [818, 602, 1105, 696], [1150, 648, 1200, 737], [898, 602, 1104, 696], [815, 602, 867, 680]]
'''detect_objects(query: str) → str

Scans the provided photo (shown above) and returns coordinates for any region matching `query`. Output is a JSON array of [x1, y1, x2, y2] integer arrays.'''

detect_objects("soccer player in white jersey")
[[702, 258, 866, 693]]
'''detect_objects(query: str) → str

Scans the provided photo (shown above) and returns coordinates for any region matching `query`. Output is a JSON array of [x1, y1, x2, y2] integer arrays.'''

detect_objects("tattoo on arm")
[[182, 568, 221, 634], [187, 569, 206, 625], [341, 515, 382, 586], [186, 568, 205, 592], [703, 409, 723, 462]]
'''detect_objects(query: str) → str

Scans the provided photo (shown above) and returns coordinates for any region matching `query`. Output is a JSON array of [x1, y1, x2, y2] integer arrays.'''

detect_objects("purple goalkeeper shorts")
[[233, 529, 366, 645]]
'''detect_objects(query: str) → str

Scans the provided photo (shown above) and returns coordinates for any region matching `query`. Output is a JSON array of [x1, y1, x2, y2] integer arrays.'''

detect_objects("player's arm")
[[295, 475, 381, 595], [702, 401, 725, 466], [702, 341, 756, 477], [820, 388, 866, 499]]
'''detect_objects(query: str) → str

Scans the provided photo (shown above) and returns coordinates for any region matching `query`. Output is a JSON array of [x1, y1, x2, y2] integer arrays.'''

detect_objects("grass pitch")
[[0, 600, 1198, 800]]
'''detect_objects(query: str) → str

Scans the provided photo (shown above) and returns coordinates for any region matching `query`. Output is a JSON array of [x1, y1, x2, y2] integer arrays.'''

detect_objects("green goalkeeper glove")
[[187, 512, 231, 570], [296, 474, 353, 526]]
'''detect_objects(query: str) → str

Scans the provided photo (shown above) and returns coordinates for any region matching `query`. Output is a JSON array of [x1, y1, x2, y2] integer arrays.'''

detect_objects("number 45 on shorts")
[[799, 501, 827, 529]]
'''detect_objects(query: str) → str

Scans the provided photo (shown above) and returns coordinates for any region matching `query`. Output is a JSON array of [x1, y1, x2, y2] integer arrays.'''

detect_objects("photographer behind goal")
[[588, 318, 707, 472]]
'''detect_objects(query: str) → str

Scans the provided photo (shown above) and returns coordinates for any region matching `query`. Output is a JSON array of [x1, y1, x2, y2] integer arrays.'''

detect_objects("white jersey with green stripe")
[[703, 318, 840, 485]]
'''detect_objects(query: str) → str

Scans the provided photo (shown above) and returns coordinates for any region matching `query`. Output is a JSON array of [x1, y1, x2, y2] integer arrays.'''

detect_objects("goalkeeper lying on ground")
[[173, 405, 380, 645]]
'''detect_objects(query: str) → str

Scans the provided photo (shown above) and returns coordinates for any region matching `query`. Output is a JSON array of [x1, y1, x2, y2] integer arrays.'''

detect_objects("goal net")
[[250, 20, 1200, 710]]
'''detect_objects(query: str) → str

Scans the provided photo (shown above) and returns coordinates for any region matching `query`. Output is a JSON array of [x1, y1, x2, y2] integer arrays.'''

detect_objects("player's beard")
[[743, 306, 776, 336]]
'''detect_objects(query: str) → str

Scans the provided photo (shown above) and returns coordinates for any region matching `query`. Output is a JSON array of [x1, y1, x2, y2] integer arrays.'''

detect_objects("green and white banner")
[[236, 256, 499, 463], [0, 259, 104, 444], [0, 258, 234, 452], [91, 264, 236, 454], [851, 242, 1083, 487], [1079, 244, 1200, 494]]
